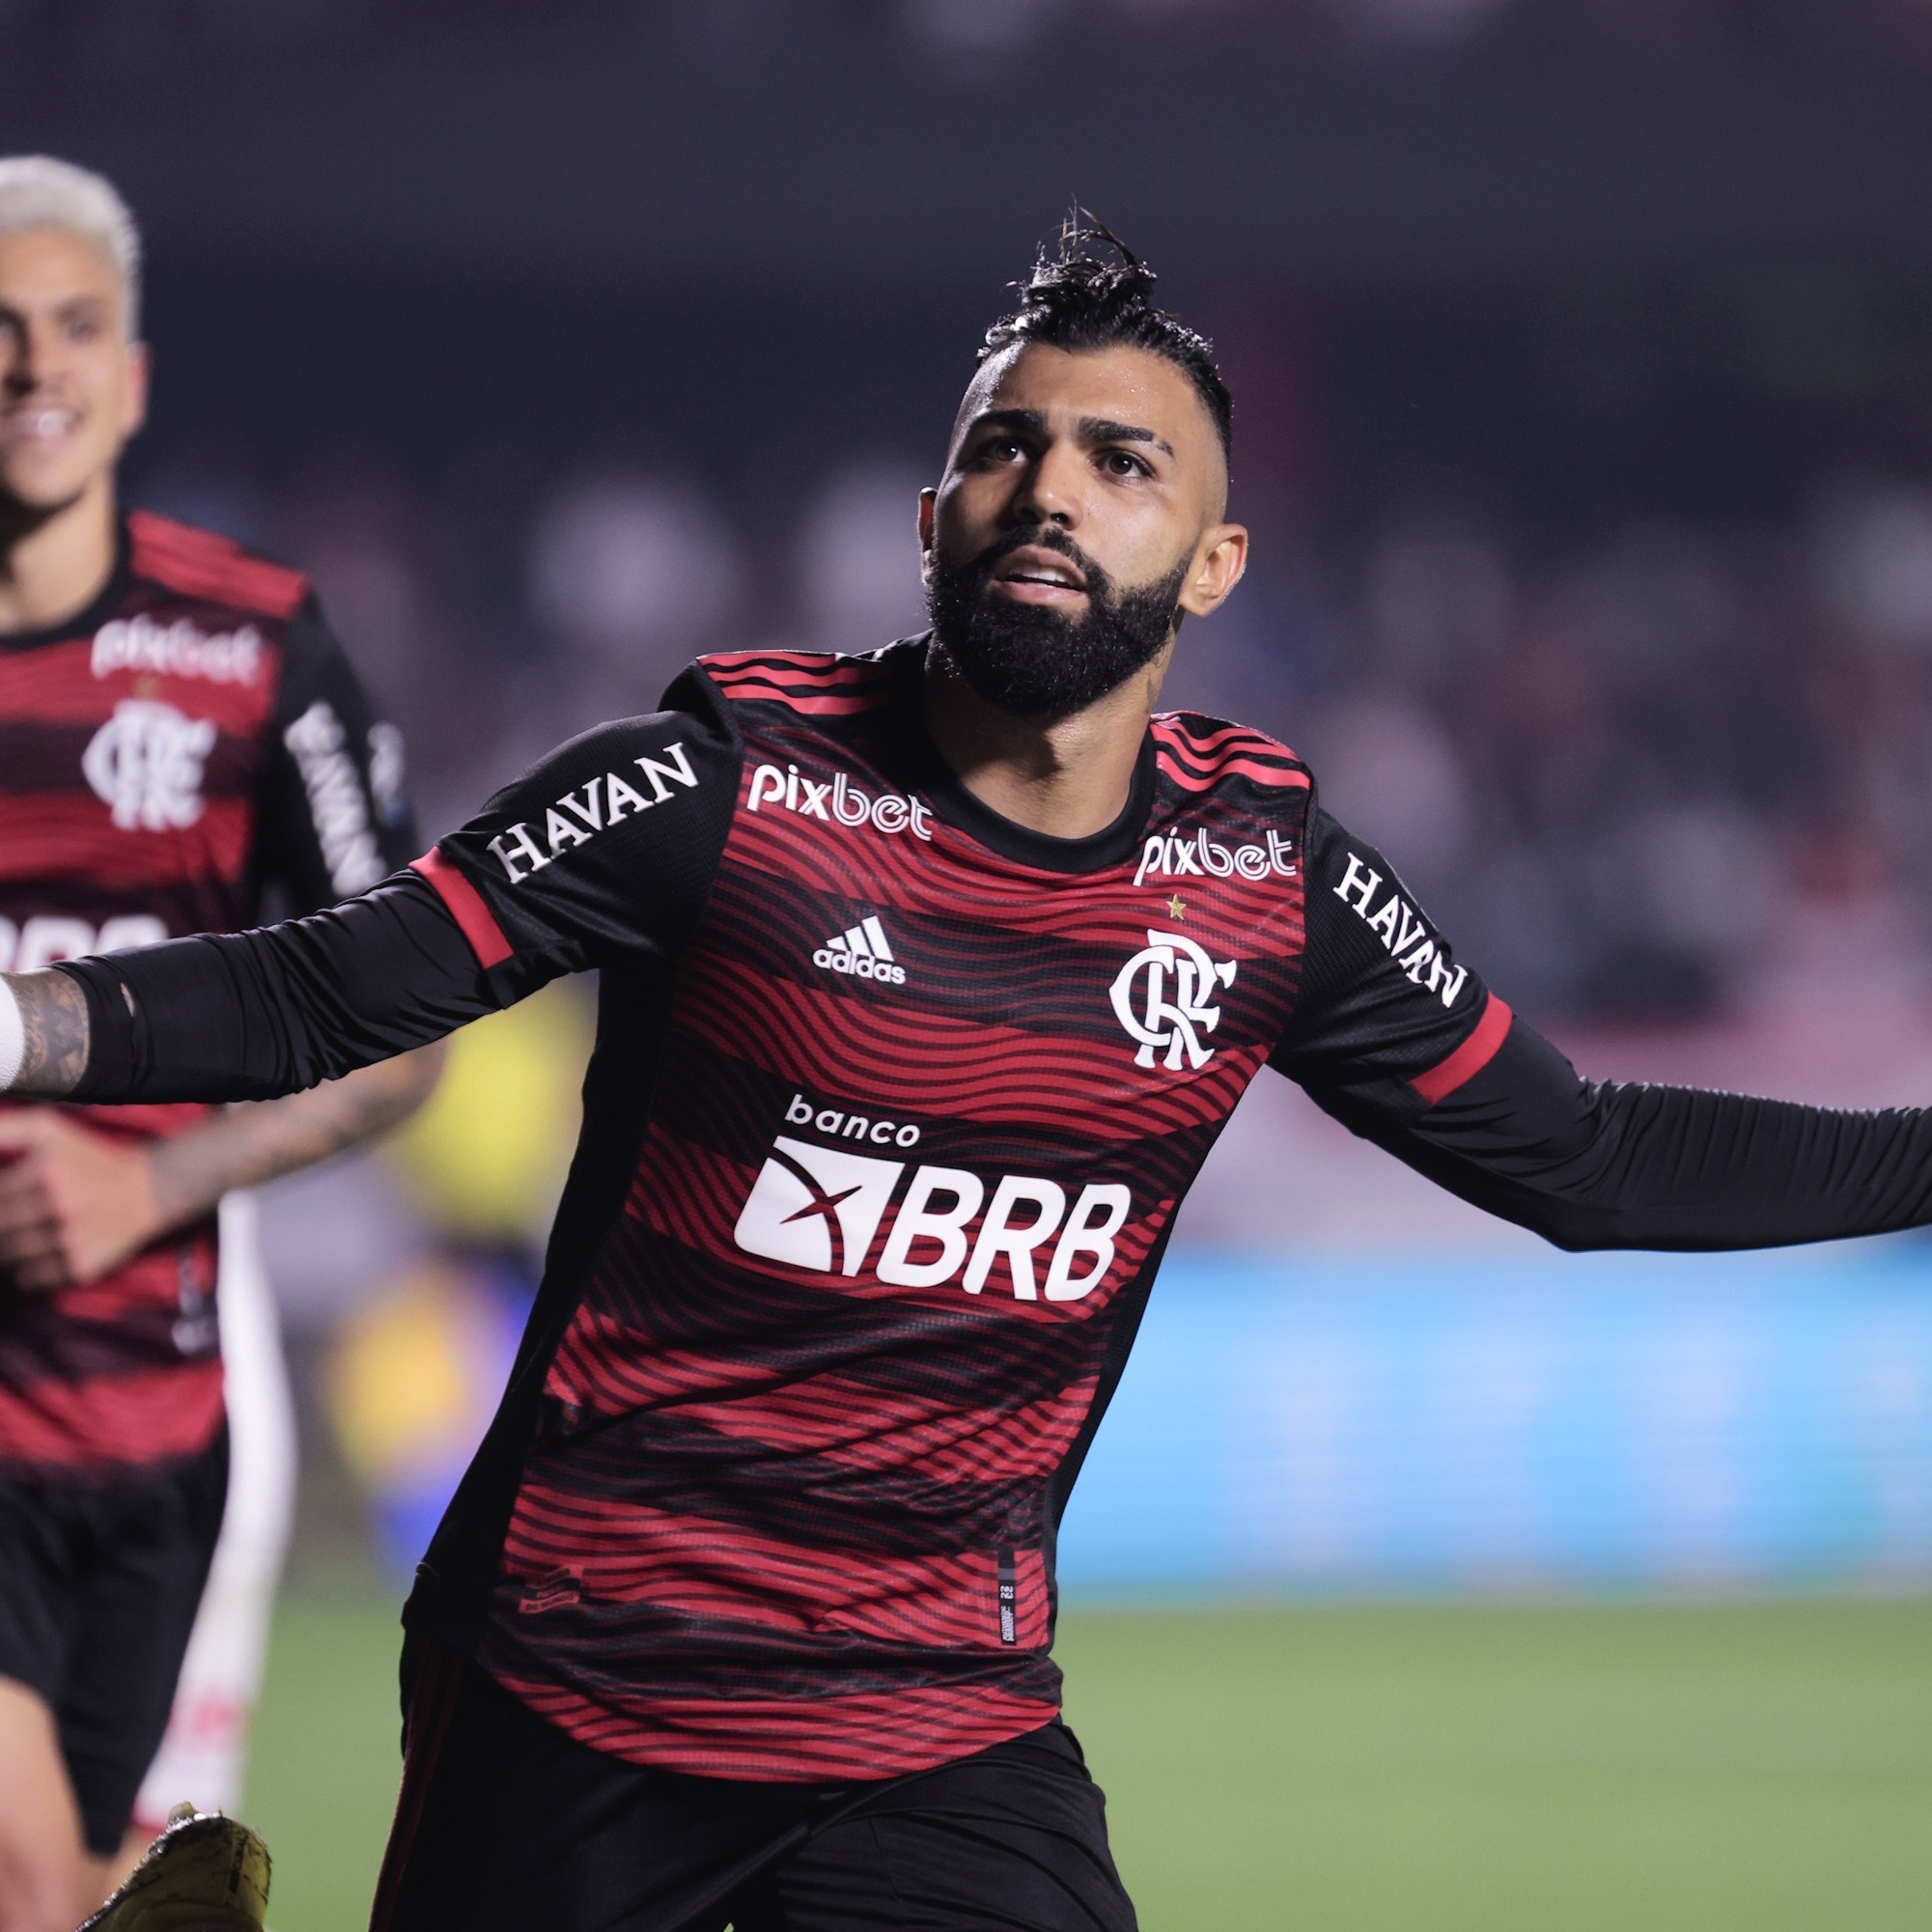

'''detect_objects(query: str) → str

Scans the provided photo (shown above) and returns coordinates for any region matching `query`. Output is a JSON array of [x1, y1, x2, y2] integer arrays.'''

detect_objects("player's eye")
[[1101, 450, 1151, 478]]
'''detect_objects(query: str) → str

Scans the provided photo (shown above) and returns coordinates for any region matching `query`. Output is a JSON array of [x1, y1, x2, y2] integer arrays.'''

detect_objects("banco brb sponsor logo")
[[732, 1098, 1131, 1302], [1109, 928, 1238, 1072]]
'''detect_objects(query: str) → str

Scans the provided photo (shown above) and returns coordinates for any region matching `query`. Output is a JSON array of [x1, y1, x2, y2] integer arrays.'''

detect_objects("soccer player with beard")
[[9, 222, 1932, 1929], [0, 157, 438, 1931]]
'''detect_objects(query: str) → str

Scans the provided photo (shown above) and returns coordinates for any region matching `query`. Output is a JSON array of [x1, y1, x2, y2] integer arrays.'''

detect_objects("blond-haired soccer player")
[[0, 156, 438, 1931]]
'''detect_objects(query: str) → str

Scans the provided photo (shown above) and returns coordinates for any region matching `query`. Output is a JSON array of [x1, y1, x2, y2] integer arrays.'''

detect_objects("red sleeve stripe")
[[1411, 994, 1513, 1105], [410, 849, 514, 968]]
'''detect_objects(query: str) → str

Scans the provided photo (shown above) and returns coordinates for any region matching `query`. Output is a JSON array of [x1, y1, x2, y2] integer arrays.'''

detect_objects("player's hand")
[[0, 1110, 164, 1292]]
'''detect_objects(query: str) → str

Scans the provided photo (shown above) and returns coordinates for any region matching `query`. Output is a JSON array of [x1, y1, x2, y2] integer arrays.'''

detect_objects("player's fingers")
[[0, 1168, 53, 1234]]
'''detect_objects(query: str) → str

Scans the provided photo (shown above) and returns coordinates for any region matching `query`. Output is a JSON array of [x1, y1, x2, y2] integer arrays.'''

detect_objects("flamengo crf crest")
[[1109, 928, 1237, 1072]]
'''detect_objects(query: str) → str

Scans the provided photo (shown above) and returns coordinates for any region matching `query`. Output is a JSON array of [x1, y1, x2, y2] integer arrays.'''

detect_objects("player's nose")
[[1008, 439, 1083, 529]]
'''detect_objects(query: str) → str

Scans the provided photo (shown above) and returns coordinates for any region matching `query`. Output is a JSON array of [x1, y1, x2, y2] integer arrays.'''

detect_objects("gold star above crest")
[[1166, 894, 1187, 920]]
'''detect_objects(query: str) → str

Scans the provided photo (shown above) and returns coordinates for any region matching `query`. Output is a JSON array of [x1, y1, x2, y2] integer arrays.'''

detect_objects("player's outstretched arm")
[[0, 873, 499, 1107], [1340, 1017, 1932, 1252], [1279, 805, 1932, 1254], [0, 680, 741, 1112]]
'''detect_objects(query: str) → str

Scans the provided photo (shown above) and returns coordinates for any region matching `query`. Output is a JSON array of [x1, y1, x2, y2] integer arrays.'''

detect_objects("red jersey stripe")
[[127, 511, 309, 619], [491, 1670, 1058, 1781], [412, 850, 514, 967], [1412, 994, 1513, 1104], [0, 1361, 224, 1468]]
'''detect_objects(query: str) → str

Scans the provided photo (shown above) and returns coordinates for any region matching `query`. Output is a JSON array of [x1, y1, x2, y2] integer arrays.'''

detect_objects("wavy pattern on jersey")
[[503, 1494, 1050, 1646], [490, 645, 1314, 1779], [516, 1407, 1049, 1557], [490, 1667, 1059, 1782], [640, 1045, 1224, 1236], [1151, 714, 1311, 796], [549, 1293, 1104, 1487], [695, 857, 1296, 1053], [671, 950, 1263, 1139]]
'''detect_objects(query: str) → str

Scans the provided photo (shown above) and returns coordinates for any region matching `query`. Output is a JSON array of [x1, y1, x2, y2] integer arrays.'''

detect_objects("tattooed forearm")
[[4, 971, 92, 1096]]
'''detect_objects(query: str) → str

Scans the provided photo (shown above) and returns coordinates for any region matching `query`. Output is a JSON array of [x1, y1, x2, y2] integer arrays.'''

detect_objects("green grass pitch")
[[243, 1595, 1932, 1930]]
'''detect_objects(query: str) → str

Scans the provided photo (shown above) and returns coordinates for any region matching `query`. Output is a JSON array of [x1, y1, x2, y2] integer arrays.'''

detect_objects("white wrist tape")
[[0, 979, 23, 1092]]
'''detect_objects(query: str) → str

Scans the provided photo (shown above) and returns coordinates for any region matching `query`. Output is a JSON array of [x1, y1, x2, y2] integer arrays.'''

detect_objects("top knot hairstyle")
[[979, 214, 1233, 467]]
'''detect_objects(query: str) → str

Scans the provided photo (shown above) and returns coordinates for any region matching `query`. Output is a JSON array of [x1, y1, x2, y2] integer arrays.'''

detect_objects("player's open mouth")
[[1, 408, 79, 447], [990, 547, 1089, 601]]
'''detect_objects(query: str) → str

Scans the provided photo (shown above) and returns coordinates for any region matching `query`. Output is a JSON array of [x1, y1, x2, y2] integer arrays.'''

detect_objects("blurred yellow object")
[[325, 1261, 500, 1488], [385, 977, 592, 1242]]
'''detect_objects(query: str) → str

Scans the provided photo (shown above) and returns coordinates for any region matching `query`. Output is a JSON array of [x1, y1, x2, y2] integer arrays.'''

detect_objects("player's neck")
[[0, 475, 120, 635], [921, 642, 1168, 841]]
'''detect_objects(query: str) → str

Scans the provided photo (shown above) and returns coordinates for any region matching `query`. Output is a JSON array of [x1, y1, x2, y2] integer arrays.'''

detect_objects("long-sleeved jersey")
[[0, 511, 415, 1476], [54, 640, 1932, 1778]]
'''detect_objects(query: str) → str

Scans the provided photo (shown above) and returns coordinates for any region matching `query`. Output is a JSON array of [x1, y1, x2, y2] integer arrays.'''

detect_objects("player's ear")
[[917, 488, 938, 585], [1176, 523, 1247, 620]]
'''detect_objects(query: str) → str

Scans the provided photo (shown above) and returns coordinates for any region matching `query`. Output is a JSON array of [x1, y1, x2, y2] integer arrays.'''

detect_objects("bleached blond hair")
[[0, 155, 141, 337]]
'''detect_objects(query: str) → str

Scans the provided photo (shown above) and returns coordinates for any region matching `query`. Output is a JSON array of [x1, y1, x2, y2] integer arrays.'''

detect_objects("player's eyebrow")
[[961, 407, 1176, 460], [1079, 418, 1174, 458], [964, 407, 1049, 439]]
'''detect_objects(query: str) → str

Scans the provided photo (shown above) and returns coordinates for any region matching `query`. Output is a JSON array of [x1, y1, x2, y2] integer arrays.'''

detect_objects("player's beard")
[[927, 526, 1187, 722]]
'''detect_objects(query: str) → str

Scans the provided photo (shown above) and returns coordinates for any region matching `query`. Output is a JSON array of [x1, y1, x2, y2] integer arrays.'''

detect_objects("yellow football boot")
[[76, 1805, 270, 1932]]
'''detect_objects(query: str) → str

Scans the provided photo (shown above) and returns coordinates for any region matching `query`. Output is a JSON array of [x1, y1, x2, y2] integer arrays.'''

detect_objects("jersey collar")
[[0, 518, 133, 654], [884, 634, 1158, 877]]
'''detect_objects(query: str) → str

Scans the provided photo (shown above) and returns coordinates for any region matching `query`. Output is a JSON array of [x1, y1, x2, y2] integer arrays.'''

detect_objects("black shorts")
[[0, 1429, 228, 1856], [372, 1638, 1137, 1932]]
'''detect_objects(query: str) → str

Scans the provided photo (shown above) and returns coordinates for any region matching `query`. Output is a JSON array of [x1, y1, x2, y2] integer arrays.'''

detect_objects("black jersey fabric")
[[50, 638, 1932, 1783]]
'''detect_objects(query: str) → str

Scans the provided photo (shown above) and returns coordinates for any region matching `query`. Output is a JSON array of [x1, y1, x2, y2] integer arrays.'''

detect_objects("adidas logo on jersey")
[[813, 914, 907, 985]]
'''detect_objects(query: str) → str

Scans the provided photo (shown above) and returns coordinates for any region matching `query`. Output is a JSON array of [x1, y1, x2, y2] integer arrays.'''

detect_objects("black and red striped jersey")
[[64, 637, 1932, 1781], [0, 510, 414, 1475], [391, 641, 1502, 1780]]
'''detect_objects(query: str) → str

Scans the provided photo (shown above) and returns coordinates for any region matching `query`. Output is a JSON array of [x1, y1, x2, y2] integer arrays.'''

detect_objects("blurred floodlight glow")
[[528, 475, 742, 658], [1816, 485, 1932, 654], [1364, 523, 1513, 689], [798, 465, 931, 653], [1625, 802, 1775, 956], [1303, 692, 1470, 883]]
